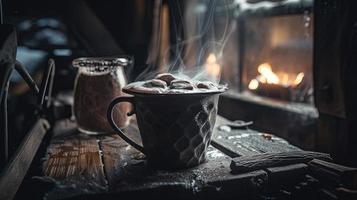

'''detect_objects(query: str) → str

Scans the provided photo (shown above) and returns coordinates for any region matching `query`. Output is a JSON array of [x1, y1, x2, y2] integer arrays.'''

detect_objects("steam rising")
[[133, 0, 236, 85]]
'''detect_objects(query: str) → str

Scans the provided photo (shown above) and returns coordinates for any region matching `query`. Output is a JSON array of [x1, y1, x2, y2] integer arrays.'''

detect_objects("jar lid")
[[73, 56, 133, 74]]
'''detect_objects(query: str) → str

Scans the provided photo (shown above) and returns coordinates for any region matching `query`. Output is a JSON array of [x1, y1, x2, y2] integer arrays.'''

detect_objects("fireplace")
[[212, 0, 317, 150], [242, 14, 313, 103], [236, 2, 314, 105], [1, 3, 357, 198]]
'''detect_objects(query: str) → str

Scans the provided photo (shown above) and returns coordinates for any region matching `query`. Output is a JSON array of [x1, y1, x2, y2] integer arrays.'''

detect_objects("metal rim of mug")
[[122, 87, 227, 96]]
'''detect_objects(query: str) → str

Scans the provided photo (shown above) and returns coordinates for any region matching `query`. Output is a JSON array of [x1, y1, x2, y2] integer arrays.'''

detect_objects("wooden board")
[[41, 119, 107, 199], [218, 93, 318, 150], [39, 116, 304, 199], [211, 116, 301, 157]]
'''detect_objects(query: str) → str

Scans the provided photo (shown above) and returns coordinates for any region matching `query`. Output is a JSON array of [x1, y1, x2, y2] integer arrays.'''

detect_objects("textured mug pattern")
[[135, 96, 218, 169]]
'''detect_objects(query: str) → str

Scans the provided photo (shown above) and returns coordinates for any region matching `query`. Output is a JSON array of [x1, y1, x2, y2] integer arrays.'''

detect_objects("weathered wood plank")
[[42, 119, 107, 199], [39, 116, 315, 199], [230, 151, 332, 174], [0, 118, 50, 200], [212, 116, 301, 157]]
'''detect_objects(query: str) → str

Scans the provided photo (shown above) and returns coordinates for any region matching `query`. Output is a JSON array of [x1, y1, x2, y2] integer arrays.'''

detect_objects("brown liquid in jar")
[[73, 71, 130, 134]]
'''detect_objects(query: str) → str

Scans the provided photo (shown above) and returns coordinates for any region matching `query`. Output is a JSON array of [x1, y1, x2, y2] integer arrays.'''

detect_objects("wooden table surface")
[[38, 116, 305, 200]]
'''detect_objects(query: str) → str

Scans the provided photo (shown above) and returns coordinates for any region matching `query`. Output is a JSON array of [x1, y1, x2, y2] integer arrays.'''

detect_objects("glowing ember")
[[205, 54, 221, 77], [249, 62, 305, 90]]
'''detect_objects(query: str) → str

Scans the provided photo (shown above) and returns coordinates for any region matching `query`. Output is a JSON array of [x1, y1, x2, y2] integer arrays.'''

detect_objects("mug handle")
[[107, 96, 146, 154]]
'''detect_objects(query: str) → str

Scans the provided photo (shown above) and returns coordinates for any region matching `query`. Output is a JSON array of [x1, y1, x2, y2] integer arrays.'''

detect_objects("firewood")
[[308, 159, 357, 189], [266, 163, 308, 186]]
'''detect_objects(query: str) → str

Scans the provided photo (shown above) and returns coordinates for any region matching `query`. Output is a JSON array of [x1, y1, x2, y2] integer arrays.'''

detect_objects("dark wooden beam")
[[63, 0, 124, 56], [314, 0, 357, 167], [0, 118, 50, 200]]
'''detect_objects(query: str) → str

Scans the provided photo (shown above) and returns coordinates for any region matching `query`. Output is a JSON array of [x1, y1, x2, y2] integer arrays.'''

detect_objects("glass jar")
[[72, 56, 133, 134]]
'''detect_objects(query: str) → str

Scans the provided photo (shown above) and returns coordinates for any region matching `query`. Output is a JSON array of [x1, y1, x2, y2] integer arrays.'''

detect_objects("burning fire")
[[205, 54, 221, 78], [248, 63, 304, 90]]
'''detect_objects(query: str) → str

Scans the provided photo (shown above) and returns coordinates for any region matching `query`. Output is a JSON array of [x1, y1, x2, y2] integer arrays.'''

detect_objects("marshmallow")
[[169, 79, 194, 90], [124, 73, 226, 94], [196, 81, 216, 90], [143, 79, 167, 89], [155, 73, 177, 85]]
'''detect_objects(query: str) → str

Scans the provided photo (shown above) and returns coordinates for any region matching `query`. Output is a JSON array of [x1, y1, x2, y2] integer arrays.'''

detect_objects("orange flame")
[[248, 79, 259, 90], [248, 62, 304, 90], [257, 63, 279, 84], [294, 72, 305, 85]]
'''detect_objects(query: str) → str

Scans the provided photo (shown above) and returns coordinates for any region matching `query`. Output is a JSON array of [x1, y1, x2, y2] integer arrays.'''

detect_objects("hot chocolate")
[[124, 73, 226, 94]]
